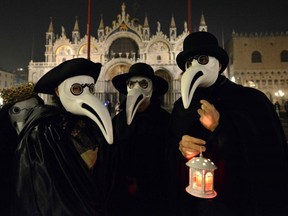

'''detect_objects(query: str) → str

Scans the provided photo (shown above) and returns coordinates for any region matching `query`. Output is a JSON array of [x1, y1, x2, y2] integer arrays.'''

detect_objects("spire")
[[142, 13, 150, 40], [73, 16, 79, 31], [98, 14, 104, 30], [170, 14, 177, 41], [199, 11, 206, 26], [143, 13, 149, 27], [198, 11, 207, 32], [45, 17, 55, 62], [97, 14, 105, 42], [47, 17, 54, 32], [121, 2, 126, 19], [170, 14, 176, 28], [72, 16, 80, 44]]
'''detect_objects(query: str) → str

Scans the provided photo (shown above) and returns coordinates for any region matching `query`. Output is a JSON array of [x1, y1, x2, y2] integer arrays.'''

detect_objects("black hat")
[[112, 63, 168, 96], [176, 31, 229, 73], [34, 58, 102, 94]]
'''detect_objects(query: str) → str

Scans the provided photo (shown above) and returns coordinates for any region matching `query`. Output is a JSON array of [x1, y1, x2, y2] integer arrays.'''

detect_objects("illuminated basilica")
[[28, 3, 207, 109], [28, 2, 288, 109]]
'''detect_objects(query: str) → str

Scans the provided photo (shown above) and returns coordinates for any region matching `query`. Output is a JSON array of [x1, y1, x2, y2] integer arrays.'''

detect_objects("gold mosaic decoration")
[[0, 82, 37, 105]]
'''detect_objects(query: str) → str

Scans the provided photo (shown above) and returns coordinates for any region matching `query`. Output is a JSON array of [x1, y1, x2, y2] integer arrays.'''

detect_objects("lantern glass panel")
[[205, 172, 213, 191], [193, 170, 202, 189]]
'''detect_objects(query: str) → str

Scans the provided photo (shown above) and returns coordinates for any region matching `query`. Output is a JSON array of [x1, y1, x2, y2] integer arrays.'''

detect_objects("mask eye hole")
[[126, 80, 136, 89], [197, 55, 209, 65], [10, 106, 21, 114], [126, 80, 149, 89], [138, 80, 148, 89], [185, 55, 209, 70], [70, 83, 95, 95], [89, 84, 95, 94], [70, 83, 83, 95]]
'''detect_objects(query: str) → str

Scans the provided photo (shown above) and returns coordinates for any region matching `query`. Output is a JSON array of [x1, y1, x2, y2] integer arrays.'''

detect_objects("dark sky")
[[0, 0, 287, 71]]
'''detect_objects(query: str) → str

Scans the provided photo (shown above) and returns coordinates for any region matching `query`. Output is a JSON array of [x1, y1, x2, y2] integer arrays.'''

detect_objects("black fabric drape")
[[10, 105, 108, 216], [166, 75, 288, 216], [107, 99, 171, 216]]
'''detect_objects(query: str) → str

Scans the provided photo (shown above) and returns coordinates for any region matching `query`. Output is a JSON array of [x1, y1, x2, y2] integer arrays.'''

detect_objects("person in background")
[[104, 98, 112, 114], [10, 58, 114, 216], [274, 101, 280, 116], [114, 100, 121, 115], [284, 100, 288, 117], [167, 31, 288, 216], [0, 83, 44, 215], [108, 62, 170, 216]]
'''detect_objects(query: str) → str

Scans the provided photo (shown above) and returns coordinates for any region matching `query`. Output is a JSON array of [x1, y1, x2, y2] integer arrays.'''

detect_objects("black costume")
[[108, 99, 170, 216], [11, 104, 109, 216], [0, 104, 19, 215], [167, 75, 288, 216], [0, 86, 44, 216]]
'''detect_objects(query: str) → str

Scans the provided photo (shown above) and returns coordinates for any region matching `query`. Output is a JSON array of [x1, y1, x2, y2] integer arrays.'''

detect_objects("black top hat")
[[34, 58, 102, 94], [176, 31, 229, 73], [112, 63, 168, 97]]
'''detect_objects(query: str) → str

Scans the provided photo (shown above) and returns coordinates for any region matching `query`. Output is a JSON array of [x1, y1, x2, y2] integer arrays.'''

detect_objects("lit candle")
[[186, 155, 217, 198], [194, 171, 202, 188], [205, 172, 213, 191]]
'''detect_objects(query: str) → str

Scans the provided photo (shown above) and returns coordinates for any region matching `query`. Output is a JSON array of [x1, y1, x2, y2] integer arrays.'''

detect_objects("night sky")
[[0, 0, 287, 71]]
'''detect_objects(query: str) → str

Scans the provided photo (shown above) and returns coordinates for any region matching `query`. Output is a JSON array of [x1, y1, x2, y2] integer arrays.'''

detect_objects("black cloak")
[[167, 75, 288, 216], [107, 99, 171, 216], [11, 105, 109, 216], [0, 104, 19, 215]]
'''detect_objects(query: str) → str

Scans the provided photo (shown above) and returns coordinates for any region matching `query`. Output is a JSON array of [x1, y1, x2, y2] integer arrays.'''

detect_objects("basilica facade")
[[28, 2, 288, 110], [28, 3, 199, 109]]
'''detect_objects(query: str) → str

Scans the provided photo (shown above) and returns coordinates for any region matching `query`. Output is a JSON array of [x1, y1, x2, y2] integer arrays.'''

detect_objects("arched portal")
[[101, 63, 131, 107], [155, 69, 173, 109], [109, 38, 139, 60]]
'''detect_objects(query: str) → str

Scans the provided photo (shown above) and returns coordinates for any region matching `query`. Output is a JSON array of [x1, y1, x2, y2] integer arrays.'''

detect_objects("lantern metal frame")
[[186, 153, 217, 199]]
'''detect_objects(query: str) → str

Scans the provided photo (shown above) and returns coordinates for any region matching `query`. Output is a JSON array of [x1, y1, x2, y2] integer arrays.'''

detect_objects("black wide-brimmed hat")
[[176, 31, 229, 73], [112, 63, 168, 96], [34, 58, 102, 94]]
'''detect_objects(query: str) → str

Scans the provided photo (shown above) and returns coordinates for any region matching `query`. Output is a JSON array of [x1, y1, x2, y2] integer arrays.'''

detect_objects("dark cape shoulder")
[[12, 105, 104, 216], [167, 76, 288, 216]]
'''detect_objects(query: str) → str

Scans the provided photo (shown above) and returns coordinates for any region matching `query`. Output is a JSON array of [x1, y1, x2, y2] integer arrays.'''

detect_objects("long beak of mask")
[[75, 94, 113, 144], [126, 88, 146, 125], [58, 76, 113, 144], [181, 57, 219, 109]]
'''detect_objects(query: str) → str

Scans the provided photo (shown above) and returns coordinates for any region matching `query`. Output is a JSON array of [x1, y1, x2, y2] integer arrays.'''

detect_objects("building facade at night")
[[28, 3, 288, 108], [0, 70, 15, 89], [226, 32, 288, 105], [28, 3, 197, 108]]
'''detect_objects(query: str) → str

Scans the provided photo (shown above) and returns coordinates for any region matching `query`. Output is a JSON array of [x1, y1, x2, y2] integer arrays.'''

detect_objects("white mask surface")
[[9, 97, 39, 134], [58, 75, 113, 144], [181, 56, 219, 109], [126, 76, 153, 125]]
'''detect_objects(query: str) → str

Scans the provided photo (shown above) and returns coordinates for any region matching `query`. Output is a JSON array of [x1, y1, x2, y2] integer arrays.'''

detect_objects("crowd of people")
[[1, 31, 288, 216]]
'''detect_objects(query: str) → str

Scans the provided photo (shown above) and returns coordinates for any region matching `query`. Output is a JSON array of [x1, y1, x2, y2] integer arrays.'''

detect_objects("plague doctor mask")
[[57, 75, 113, 144], [126, 76, 153, 125]]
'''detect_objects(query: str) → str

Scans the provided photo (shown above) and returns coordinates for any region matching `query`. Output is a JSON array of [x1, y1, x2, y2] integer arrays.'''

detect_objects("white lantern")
[[186, 153, 217, 198]]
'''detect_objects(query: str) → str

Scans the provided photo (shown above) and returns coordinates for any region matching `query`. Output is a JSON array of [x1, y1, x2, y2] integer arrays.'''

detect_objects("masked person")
[[0, 83, 44, 216], [167, 32, 288, 216], [107, 62, 170, 216], [10, 58, 113, 216]]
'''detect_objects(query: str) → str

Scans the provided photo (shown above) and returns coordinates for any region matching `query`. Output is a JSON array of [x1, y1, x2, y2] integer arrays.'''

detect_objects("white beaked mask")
[[126, 76, 153, 125], [181, 55, 220, 109], [58, 75, 113, 144], [9, 97, 40, 134]]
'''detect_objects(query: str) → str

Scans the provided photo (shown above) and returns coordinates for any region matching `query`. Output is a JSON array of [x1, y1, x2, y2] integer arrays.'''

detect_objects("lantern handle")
[[199, 146, 203, 157]]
